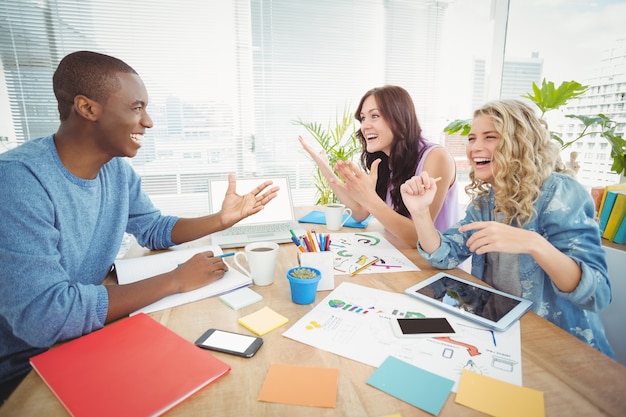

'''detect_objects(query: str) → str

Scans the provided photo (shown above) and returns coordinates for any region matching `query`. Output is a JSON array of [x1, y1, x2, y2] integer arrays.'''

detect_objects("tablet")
[[404, 272, 533, 331]]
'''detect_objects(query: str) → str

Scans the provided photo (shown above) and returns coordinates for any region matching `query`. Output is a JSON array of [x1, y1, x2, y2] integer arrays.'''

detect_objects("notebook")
[[208, 176, 305, 248], [30, 313, 231, 417]]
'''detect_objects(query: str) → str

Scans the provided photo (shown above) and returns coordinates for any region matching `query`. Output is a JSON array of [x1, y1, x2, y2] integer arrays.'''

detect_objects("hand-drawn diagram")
[[283, 282, 522, 392], [328, 232, 420, 275]]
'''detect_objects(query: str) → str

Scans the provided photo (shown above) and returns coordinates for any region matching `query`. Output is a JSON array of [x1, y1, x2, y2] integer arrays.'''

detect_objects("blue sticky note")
[[366, 356, 454, 415], [297, 210, 372, 229]]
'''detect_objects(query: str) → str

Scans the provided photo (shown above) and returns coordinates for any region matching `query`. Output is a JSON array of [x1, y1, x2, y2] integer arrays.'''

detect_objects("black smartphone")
[[391, 317, 456, 338], [195, 328, 263, 358]]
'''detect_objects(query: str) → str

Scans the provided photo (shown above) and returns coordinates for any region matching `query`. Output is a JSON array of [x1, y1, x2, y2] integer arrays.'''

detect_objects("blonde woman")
[[400, 99, 615, 358]]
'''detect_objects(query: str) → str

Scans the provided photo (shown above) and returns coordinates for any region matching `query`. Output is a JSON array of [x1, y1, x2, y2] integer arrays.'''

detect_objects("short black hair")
[[52, 51, 137, 121]]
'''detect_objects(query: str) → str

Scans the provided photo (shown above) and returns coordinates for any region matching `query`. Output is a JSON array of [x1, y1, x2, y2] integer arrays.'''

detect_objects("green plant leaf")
[[522, 79, 588, 116], [443, 119, 472, 136], [294, 106, 360, 203]]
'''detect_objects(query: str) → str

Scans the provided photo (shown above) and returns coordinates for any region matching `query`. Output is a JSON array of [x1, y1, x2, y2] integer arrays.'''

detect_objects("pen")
[[306, 231, 317, 252], [177, 252, 234, 267], [350, 257, 379, 277], [291, 236, 306, 252]]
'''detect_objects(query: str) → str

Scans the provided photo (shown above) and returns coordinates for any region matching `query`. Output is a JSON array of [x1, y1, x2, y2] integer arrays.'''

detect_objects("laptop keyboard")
[[220, 222, 292, 236]]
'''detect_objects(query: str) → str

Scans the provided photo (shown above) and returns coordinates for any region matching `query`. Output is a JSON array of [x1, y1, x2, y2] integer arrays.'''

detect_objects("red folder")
[[30, 313, 230, 417]]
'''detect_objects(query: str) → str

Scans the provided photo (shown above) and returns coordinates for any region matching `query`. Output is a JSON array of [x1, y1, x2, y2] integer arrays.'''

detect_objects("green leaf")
[[294, 106, 360, 203], [522, 79, 588, 116], [443, 119, 472, 136]]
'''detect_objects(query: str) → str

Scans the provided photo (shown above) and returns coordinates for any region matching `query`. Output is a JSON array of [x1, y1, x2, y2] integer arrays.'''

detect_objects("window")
[[0, 0, 499, 215], [1, 0, 624, 216]]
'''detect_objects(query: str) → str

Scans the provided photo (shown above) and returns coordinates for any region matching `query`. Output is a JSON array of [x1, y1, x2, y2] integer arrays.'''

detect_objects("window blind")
[[0, 0, 498, 215]]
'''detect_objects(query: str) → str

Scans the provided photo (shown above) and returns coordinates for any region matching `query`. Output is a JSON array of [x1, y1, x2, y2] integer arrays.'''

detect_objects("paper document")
[[283, 282, 522, 392], [115, 245, 252, 315]]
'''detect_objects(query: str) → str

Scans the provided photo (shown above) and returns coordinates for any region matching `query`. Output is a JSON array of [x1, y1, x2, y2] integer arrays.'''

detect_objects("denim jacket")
[[419, 173, 615, 358]]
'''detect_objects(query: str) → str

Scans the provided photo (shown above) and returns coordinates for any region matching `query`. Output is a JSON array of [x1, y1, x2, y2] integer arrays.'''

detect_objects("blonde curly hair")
[[465, 100, 559, 226]]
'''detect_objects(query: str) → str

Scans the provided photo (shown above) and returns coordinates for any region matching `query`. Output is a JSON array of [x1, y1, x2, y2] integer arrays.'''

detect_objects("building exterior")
[[560, 39, 626, 188]]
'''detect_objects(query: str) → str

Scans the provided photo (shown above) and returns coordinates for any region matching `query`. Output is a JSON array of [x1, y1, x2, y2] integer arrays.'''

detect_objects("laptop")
[[208, 176, 306, 248]]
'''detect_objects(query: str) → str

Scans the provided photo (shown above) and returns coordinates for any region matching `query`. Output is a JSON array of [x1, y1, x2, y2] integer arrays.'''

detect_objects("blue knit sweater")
[[0, 135, 178, 382]]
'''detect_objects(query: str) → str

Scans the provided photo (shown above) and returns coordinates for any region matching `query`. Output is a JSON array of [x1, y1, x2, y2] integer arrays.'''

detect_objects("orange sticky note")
[[258, 363, 339, 407], [455, 370, 545, 417]]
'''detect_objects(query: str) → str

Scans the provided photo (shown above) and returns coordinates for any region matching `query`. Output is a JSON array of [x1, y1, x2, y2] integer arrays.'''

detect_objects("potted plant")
[[294, 107, 361, 205], [443, 79, 626, 177], [286, 266, 322, 304]]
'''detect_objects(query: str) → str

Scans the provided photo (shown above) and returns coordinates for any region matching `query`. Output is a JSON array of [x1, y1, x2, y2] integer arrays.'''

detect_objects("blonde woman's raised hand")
[[400, 173, 438, 215]]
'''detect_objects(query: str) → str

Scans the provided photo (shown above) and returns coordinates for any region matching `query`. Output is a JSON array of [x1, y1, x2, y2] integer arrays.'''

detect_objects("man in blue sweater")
[[0, 51, 278, 402]]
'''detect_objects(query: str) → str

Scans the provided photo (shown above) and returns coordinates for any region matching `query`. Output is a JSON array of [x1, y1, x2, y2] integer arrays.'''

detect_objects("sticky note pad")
[[366, 356, 454, 415], [455, 370, 545, 417], [238, 306, 288, 336], [219, 287, 263, 310], [258, 363, 339, 407]]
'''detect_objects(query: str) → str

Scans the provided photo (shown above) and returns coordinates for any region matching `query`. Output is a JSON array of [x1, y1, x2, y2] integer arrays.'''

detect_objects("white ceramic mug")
[[324, 203, 352, 231], [233, 241, 279, 286]]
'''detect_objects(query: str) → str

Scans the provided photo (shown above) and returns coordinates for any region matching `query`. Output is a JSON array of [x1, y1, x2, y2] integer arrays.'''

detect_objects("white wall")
[[601, 246, 626, 366]]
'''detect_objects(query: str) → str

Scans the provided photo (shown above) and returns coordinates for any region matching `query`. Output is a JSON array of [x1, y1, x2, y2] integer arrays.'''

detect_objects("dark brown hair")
[[354, 85, 426, 217]]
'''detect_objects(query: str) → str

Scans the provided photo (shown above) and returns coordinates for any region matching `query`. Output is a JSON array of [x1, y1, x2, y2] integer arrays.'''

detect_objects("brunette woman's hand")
[[334, 159, 381, 201]]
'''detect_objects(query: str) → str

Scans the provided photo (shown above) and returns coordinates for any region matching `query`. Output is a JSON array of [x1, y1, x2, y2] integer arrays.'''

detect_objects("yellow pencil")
[[350, 257, 379, 277], [420, 176, 441, 189]]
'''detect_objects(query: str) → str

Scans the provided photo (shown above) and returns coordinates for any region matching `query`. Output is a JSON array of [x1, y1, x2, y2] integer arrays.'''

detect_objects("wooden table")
[[2, 208, 626, 417]]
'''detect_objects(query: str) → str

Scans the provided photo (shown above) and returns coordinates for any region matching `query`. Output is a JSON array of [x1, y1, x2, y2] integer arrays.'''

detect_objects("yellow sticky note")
[[455, 370, 545, 417], [238, 306, 288, 336]]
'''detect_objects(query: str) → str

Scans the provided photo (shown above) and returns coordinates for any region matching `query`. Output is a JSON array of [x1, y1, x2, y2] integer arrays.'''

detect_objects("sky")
[[438, 0, 626, 119]]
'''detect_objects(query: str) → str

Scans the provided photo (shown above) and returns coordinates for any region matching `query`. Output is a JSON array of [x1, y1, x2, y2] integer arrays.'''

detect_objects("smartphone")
[[195, 328, 263, 358], [391, 317, 456, 338]]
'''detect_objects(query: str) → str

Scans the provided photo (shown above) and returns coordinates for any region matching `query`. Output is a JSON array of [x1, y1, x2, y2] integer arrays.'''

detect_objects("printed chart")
[[283, 282, 522, 391]]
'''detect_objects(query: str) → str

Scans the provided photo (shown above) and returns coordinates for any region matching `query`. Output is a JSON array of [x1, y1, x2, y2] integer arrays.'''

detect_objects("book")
[[238, 306, 288, 336], [613, 215, 626, 244], [115, 245, 252, 314], [219, 287, 263, 310], [298, 210, 372, 229], [30, 313, 231, 417], [598, 191, 619, 234], [603, 191, 626, 240], [597, 183, 626, 223]]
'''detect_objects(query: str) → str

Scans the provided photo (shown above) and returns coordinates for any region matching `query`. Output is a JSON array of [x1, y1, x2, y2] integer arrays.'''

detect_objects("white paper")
[[299, 251, 335, 291], [282, 282, 522, 392], [328, 232, 420, 275], [115, 245, 252, 315]]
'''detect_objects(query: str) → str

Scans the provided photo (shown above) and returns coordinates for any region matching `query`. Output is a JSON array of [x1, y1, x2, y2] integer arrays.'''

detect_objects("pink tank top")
[[386, 143, 459, 232]]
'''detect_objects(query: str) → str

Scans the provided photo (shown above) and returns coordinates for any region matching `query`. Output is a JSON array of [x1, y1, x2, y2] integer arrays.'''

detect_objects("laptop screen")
[[208, 176, 295, 225]]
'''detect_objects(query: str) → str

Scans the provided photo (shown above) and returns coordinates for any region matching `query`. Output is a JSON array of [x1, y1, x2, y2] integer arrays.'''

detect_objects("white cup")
[[233, 242, 279, 286], [324, 203, 352, 231]]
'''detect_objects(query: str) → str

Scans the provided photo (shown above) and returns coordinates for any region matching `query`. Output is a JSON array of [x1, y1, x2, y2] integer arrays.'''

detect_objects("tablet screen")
[[414, 275, 522, 323]]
